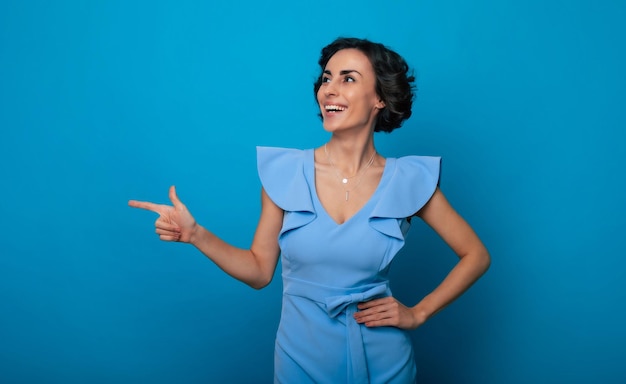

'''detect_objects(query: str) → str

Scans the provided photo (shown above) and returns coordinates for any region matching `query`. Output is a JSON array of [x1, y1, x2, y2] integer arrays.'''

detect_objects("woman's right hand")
[[128, 185, 197, 243]]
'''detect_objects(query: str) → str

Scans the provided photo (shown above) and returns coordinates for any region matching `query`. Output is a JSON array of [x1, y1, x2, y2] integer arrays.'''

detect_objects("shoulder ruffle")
[[369, 156, 441, 241], [257, 146, 316, 236]]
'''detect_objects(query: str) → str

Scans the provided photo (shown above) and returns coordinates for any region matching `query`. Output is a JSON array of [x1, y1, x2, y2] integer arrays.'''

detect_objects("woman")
[[129, 37, 490, 383]]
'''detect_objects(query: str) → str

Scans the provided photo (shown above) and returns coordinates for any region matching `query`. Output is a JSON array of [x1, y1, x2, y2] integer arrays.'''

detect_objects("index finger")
[[128, 200, 162, 214]]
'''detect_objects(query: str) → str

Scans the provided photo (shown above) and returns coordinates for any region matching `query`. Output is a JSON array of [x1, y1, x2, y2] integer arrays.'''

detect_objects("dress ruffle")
[[369, 156, 441, 241], [257, 146, 316, 238]]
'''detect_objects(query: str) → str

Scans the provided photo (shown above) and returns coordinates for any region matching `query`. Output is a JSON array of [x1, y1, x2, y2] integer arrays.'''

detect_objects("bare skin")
[[129, 48, 490, 329], [128, 186, 283, 290]]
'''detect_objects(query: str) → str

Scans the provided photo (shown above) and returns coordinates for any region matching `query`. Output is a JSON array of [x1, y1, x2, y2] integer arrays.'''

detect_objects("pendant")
[[345, 191, 349, 201], [342, 178, 348, 184]]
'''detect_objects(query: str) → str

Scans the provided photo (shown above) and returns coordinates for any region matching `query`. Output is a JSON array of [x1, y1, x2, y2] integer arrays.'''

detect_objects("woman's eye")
[[322, 77, 331, 83], [345, 76, 355, 82]]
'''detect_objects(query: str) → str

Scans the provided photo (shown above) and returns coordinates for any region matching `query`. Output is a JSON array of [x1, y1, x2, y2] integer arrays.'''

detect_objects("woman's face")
[[317, 48, 385, 133]]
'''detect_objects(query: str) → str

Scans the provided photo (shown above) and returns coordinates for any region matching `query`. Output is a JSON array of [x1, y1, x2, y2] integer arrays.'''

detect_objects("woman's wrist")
[[411, 302, 433, 328], [188, 223, 204, 246]]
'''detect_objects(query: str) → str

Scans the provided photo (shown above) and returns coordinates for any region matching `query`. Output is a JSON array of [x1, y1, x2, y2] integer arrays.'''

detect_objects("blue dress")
[[257, 147, 441, 384]]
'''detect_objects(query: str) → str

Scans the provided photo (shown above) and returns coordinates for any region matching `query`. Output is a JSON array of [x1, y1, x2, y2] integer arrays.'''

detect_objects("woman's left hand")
[[354, 297, 424, 330]]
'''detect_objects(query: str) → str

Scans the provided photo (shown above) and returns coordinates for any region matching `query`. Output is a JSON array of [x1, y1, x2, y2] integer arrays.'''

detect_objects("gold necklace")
[[324, 143, 377, 201]]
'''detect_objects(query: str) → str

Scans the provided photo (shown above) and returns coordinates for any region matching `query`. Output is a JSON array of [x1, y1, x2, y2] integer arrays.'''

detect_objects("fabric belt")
[[283, 276, 390, 384]]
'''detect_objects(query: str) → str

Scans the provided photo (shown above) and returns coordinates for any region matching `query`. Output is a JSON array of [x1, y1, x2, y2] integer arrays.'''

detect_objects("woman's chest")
[[279, 216, 392, 285]]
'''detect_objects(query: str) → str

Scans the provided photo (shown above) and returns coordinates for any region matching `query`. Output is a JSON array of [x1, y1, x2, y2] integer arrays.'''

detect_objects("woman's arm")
[[189, 187, 283, 289], [129, 186, 283, 289], [409, 187, 491, 324], [355, 187, 490, 329]]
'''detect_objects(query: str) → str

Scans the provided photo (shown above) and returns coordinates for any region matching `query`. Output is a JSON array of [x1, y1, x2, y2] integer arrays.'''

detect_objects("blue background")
[[1, 0, 624, 383]]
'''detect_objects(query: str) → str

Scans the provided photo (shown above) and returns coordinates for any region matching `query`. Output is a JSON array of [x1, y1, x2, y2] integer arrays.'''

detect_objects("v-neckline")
[[305, 148, 394, 226]]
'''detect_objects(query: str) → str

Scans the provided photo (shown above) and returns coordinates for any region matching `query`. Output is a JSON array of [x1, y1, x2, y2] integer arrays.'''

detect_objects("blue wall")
[[1, 1, 624, 383]]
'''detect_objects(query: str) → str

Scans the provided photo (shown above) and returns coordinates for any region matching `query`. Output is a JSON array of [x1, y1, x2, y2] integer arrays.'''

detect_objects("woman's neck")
[[325, 135, 378, 176]]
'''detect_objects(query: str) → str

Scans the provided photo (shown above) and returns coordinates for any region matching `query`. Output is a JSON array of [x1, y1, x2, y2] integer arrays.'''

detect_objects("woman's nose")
[[324, 81, 338, 96]]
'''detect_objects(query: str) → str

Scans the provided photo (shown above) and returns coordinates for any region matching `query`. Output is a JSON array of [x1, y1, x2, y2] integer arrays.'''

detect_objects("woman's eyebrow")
[[323, 69, 363, 76]]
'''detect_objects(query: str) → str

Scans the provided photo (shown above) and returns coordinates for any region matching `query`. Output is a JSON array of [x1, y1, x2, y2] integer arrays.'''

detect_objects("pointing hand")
[[128, 186, 197, 243]]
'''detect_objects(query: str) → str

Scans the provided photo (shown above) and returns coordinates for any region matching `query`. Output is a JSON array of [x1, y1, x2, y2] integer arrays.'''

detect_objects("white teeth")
[[325, 105, 346, 111]]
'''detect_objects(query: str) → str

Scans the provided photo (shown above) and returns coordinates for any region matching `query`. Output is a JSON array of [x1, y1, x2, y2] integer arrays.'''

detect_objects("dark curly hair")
[[314, 37, 415, 133]]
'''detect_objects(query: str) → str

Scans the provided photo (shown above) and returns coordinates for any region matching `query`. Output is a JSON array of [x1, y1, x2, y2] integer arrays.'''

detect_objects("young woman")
[[129, 37, 490, 383]]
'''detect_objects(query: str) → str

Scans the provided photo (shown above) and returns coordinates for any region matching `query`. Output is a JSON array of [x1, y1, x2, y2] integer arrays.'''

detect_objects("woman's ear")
[[376, 100, 386, 109]]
